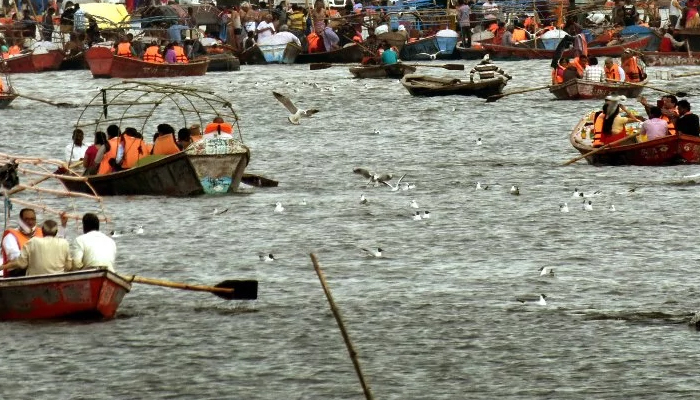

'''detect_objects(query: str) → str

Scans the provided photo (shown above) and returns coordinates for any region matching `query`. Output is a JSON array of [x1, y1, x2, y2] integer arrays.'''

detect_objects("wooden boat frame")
[[401, 74, 507, 97], [550, 78, 648, 100]]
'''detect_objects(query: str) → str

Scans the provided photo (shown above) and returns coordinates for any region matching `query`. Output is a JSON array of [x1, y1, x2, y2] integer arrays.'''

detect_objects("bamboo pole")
[[15, 167, 88, 182], [13, 184, 102, 200], [7, 198, 111, 222], [309, 253, 374, 400]]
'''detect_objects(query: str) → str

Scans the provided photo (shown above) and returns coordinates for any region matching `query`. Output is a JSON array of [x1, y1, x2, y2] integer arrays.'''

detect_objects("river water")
[[2, 60, 700, 399]]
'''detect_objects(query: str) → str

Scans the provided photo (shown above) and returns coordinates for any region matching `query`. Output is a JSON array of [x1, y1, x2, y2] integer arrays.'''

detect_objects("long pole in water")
[[309, 253, 375, 400]]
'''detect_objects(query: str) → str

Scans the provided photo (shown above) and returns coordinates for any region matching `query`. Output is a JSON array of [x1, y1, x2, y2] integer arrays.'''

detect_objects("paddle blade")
[[214, 280, 258, 300], [485, 94, 504, 103], [310, 63, 333, 70], [443, 64, 465, 70]]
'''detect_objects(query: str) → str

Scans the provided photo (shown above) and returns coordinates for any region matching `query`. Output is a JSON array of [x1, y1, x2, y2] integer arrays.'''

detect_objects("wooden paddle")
[[242, 172, 279, 187], [126, 275, 258, 300], [15, 92, 75, 108], [621, 81, 688, 97], [562, 131, 643, 166], [485, 85, 552, 102]]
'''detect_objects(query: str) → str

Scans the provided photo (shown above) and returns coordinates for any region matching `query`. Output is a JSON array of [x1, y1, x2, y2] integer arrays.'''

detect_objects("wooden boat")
[[349, 63, 417, 79], [481, 36, 651, 60], [400, 36, 460, 61], [640, 51, 700, 66], [569, 112, 700, 165], [295, 43, 364, 64], [238, 45, 267, 65], [197, 52, 241, 71], [377, 31, 407, 54], [185, 137, 251, 194], [259, 42, 302, 64], [84, 46, 209, 78], [0, 269, 131, 320], [455, 44, 488, 60], [401, 74, 507, 97], [0, 92, 18, 109], [3, 49, 64, 73], [550, 78, 647, 100]]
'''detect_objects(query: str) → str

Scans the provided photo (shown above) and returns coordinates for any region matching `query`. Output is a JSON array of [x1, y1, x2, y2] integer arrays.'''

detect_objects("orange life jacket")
[[572, 57, 585, 77], [117, 42, 133, 57], [2, 228, 43, 276], [151, 134, 180, 156], [512, 28, 528, 42], [97, 137, 119, 175], [487, 22, 498, 33], [8, 45, 20, 56], [604, 64, 621, 81], [592, 112, 606, 147], [121, 135, 148, 169], [622, 56, 643, 82], [173, 45, 188, 63], [204, 122, 233, 135], [307, 32, 324, 53], [143, 45, 164, 63]]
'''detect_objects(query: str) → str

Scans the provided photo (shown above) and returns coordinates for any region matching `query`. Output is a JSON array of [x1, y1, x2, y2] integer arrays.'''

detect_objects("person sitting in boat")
[[1, 208, 43, 278], [68, 213, 116, 273], [360, 27, 381, 64], [204, 117, 234, 139], [561, 58, 582, 82], [172, 42, 189, 63], [115, 36, 135, 58], [512, 22, 530, 43], [142, 40, 164, 64], [583, 57, 605, 82], [258, 25, 302, 47], [501, 25, 515, 46], [0, 38, 8, 59], [659, 28, 687, 52], [190, 124, 203, 142], [244, 31, 256, 51], [381, 42, 398, 65], [65, 128, 88, 164], [97, 125, 121, 175], [178, 128, 194, 150], [571, 55, 589, 77], [621, 50, 645, 82], [604, 57, 625, 82], [592, 95, 640, 147], [1, 220, 71, 277], [151, 124, 180, 156], [553, 58, 568, 84], [163, 43, 177, 63], [470, 54, 511, 82], [4, 40, 21, 59], [63, 32, 84, 57], [640, 106, 670, 141], [675, 100, 700, 136], [256, 14, 276, 44], [83, 131, 109, 176]]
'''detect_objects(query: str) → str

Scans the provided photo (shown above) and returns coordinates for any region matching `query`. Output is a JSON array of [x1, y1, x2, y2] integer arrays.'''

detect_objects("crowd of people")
[[63, 117, 236, 176], [552, 50, 646, 85]]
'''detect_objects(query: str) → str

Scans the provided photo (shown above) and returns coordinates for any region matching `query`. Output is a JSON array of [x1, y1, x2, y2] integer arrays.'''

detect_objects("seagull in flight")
[[361, 247, 383, 258], [381, 173, 406, 191], [272, 91, 319, 125], [353, 168, 392, 186]]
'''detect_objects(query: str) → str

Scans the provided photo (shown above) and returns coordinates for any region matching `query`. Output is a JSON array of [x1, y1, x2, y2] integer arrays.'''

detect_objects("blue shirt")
[[381, 49, 398, 65]]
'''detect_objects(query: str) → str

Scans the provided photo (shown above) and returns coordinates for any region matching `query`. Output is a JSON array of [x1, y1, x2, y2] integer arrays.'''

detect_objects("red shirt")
[[84, 144, 99, 168]]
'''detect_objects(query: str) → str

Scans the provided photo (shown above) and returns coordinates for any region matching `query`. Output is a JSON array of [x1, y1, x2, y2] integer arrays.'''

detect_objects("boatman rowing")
[[469, 54, 512, 82]]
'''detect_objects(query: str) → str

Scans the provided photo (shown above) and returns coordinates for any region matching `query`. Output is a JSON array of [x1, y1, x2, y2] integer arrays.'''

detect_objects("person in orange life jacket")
[[1, 208, 43, 278], [621, 51, 644, 82], [177, 128, 194, 150], [119, 127, 150, 168], [638, 95, 679, 131], [173, 42, 189, 63], [143, 40, 164, 63], [116, 36, 135, 57], [592, 95, 640, 147], [98, 125, 121, 175], [204, 116, 234, 139], [151, 123, 180, 156]]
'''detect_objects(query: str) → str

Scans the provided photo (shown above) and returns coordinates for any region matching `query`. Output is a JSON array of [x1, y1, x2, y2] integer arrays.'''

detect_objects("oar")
[[673, 71, 700, 79], [410, 63, 465, 70], [15, 92, 76, 108], [242, 172, 279, 187], [485, 85, 552, 102], [125, 275, 258, 300], [621, 81, 688, 97], [562, 131, 643, 166]]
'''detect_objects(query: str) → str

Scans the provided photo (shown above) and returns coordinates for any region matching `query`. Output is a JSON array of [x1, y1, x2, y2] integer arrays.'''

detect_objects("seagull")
[[539, 267, 554, 276], [353, 168, 392, 186], [300, 199, 307, 206], [609, 204, 616, 212], [583, 200, 593, 211], [412, 211, 422, 220], [559, 203, 569, 213], [274, 202, 285, 213], [510, 185, 520, 195], [422, 211, 430, 219], [401, 182, 416, 190], [516, 294, 547, 306], [110, 230, 122, 238], [259, 253, 275, 262], [409, 199, 419, 208], [212, 207, 229, 215], [582, 190, 602, 198], [132, 226, 144, 235], [572, 188, 584, 198], [381, 173, 406, 191], [373, 129, 381, 134], [361, 247, 383, 258], [476, 138, 482, 146], [360, 194, 368, 205], [272, 91, 319, 125]]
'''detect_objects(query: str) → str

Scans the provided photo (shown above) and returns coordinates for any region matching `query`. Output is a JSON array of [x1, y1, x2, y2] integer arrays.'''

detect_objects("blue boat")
[[259, 42, 303, 64], [186, 137, 251, 194]]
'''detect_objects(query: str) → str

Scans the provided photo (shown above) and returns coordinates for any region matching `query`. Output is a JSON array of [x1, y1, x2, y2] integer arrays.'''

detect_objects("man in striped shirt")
[[583, 57, 605, 82]]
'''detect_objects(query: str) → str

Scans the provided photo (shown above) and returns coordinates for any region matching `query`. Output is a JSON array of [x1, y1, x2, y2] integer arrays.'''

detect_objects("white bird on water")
[[361, 247, 383, 258], [132, 226, 144, 235], [272, 91, 319, 125], [572, 188, 583, 198], [476, 138, 482, 146], [510, 185, 520, 195], [212, 207, 228, 215], [609, 204, 616, 212], [412, 211, 422, 221], [516, 294, 547, 306], [300, 199, 307, 206], [409, 200, 419, 209], [583, 200, 593, 211], [259, 254, 275, 262], [110, 230, 122, 238], [360, 194, 368, 205], [422, 211, 430, 219], [373, 129, 381, 135], [539, 267, 554, 276], [560, 203, 569, 213], [274, 202, 285, 213]]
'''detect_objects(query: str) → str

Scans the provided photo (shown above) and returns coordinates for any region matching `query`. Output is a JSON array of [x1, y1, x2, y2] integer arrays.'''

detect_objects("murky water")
[[3, 60, 700, 399]]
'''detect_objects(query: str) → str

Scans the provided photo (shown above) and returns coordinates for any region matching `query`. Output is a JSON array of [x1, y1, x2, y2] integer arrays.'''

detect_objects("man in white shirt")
[[1, 208, 42, 277], [2, 220, 71, 277], [583, 56, 605, 82], [65, 128, 88, 163], [258, 24, 301, 46], [69, 213, 116, 272], [256, 14, 276, 43]]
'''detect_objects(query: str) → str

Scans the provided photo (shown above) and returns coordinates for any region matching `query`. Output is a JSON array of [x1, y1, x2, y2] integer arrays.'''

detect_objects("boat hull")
[[482, 36, 651, 60], [550, 78, 647, 100], [0, 92, 18, 109], [59, 51, 87, 70], [570, 115, 700, 166], [185, 138, 251, 194], [202, 53, 241, 71], [349, 63, 416, 79], [4, 50, 65, 73], [400, 37, 460, 61], [259, 42, 302, 64], [295, 43, 364, 64], [455, 44, 488, 60], [0, 270, 131, 321], [85, 46, 209, 78], [640, 51, 700, 66], [401, 74, 506, 97]]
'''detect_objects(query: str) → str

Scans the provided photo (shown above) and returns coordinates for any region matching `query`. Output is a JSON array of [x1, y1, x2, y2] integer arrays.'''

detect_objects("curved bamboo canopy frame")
[[74, 80, 242, 142]]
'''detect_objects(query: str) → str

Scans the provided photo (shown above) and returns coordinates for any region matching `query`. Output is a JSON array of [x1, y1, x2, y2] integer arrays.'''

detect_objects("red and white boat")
[[3, 49, 65, 73], [481, 36, 651, 60], [84, 46, 209, 79]]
